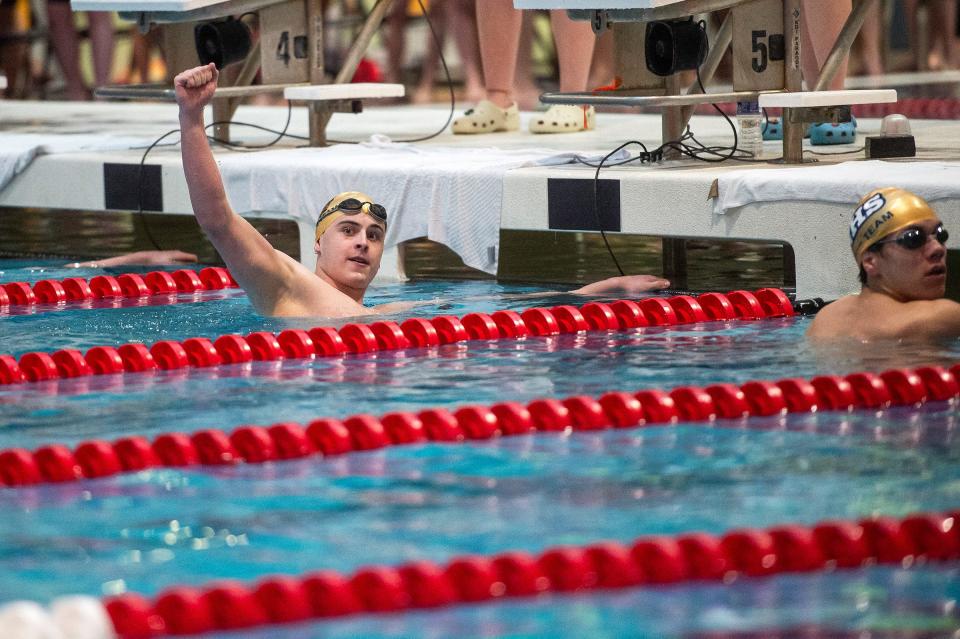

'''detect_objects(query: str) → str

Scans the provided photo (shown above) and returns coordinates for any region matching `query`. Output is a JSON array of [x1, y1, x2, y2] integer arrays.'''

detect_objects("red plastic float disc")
[[490, 310, 529, 338], [520, 308, 560, 336], [609, 300, 649, 329], [490, 402, 536, 435], [113, 436, 161, 471], [343, 415, 389, 450], [726, 290, 766, 320], [305, 419, 353, 455], [182, 338, 223, 367], [149, 341, 190, 370], [104, 593, 164, 639], [172, 270, 205, 293], [537, 547, 593, 591], [755, 288, 795, 317], [308, 327, 347, 356], [51, 349, 93, 378], [453, 406, 500, 439], [549, 305, 589, 333], [339, 324, 379, 353], [634, 389, 679, 423], [230, 426, 277, 463], [301, 571, 362, 617], [667, 296, 707, 324], [879, 369, 927, 406], [34, 445, 82, 482], [585, 542, 642, 588], [812, 521, 869, 568], [380, 413, 427, 444], [349, 567, 408, 612], [430, 316, 469, 344], [720, 529, 777, 576], [631, 537, 686, 583], [265, 423, 314, 459], [739, 381, 786, 416], [0, 355, 24, 384], [198, 267, 231, 290], [119, 343, 159, 372], [491, 552, 546, 596], [85, 346, 125, 375], [253, 577, 312, 624], [704, 384, 749, 419], [370, 321, 411, 350], [810, 375, 855, 410], [191, 430, 238, 465], [32, 279, 66, 304], [89, 275, 122, 299], [153, 588, 215, 635], [400, 318, 440, 348], [417, 409, 464, 441], [61, 278, 94, 301], [696, 293, 736, 321], [201, 582, 268, 630], [75, 440, 123, 478], [3, 281, 37, 305], [461, 313, 500, 340], [117, 273, 150, 297], [19, 351, 60, 381], [152, 433, 200, 466], [526, 398, 572, 431], [213, 335, 253, 364], [596, 392, 644, 428], [579, 302, 619, 330], [775, 378, 819, 412], [844, 372, 892, 409], [562, 396, 609, 430], [444, 556, 498, 602], [859, 517, 917, 564], [639, 298, 678, 326], [913, 366, 959, 402], [676, 533, 727, 580], [276, 329, 316, 358], [768, 526, 825, 572], [245, 332, 285, 361], [0, 449, 42, 486], [144, 271, 178, 294], [669, 386, 716, 421], [398, 561, 457, 608]]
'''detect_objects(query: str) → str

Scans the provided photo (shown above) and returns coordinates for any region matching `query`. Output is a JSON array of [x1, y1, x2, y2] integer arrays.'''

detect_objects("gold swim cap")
[[849, 187, 937, 263], [315, 191, 386, 242]]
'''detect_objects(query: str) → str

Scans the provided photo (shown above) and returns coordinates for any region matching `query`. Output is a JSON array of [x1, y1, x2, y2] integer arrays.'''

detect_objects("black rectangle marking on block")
[[548, 178, 620, 232], [104, 163, 163, 212]]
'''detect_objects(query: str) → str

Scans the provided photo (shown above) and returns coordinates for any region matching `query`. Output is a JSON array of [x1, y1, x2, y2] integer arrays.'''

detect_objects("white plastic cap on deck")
[[284, 83, 405, 102]]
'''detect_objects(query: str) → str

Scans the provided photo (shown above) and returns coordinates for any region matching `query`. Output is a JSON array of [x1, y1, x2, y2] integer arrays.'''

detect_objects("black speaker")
[[645, 19, 708, 77], [195, 19, 253, 69]]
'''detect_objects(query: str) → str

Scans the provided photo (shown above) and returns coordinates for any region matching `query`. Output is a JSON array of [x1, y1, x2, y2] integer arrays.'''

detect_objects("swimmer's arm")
[[66, 250, 199, 268], [371, 300, 430, 314], [175, 64, 295, 314], [571, 274, 671, 297]]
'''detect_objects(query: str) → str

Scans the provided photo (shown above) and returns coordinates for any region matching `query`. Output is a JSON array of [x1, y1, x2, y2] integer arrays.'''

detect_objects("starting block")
[[285, 83, 406, 146]]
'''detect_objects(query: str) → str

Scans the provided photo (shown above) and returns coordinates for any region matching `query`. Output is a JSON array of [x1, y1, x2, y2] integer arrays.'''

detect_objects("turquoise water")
[[1, 261, 959, 638]]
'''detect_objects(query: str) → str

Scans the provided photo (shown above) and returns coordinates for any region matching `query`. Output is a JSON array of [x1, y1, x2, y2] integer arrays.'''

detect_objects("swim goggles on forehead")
[[872, 224, 948, 251], [318, 198, 388, 224]]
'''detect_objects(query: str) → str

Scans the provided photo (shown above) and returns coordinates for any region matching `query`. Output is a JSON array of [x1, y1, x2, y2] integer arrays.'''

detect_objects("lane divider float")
[[2, 510, 955, 638], [0, 267, 239, 312], [0, 287, 796, 387], [0, 363, 953, 488]]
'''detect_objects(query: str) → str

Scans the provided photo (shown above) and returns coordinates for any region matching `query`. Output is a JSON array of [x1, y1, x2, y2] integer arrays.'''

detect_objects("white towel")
[[0, 132, 151, 191], [218, 138, 627, 274], [713, 159, 960, 215]]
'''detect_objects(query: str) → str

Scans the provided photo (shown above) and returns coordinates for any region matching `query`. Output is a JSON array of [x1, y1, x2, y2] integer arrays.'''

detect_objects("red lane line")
[[0, 362, 953, 489], [0, 288, 795, 387], [103, 509, 960, 637]]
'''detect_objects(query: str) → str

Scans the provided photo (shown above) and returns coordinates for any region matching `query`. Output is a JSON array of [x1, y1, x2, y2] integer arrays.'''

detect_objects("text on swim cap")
[[850, 192, 887, 241]]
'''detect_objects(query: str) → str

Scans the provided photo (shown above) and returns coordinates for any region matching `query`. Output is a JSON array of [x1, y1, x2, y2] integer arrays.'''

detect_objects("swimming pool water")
[[0, 260, 958, 638]]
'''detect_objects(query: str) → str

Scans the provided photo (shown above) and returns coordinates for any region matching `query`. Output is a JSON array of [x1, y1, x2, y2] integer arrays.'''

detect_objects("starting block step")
[[284, 83, 405, 102], [759, 89, 897, 109]]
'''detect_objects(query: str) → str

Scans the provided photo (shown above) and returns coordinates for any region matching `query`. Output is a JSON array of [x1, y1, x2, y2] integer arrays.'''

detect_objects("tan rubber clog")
[[452, 100, 520, 134], [529, 105, 596, 134]]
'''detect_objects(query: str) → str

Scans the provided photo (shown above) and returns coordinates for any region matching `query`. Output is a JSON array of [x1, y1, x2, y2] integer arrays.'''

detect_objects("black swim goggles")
[[873, 224, 949, 251], [320, 198, 388, 223]]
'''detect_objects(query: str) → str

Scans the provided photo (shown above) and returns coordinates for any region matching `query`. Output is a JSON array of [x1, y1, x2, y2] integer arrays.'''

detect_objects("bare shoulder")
[[805, 296, 860, 338], [899, 298, 960, 338], [268, 251, 371, 318]]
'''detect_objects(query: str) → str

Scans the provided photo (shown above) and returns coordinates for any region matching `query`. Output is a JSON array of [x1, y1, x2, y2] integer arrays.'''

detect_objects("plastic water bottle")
[[736, 101, 763, 159]]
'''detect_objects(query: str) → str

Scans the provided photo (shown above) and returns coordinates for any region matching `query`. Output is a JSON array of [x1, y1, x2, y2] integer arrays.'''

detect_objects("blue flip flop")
[[809, 117, 857, 145]]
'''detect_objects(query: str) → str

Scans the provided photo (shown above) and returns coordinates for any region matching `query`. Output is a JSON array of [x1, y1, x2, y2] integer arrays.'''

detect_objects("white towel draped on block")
[[218, 138, 627, 274], [713, 160, 960, 216]]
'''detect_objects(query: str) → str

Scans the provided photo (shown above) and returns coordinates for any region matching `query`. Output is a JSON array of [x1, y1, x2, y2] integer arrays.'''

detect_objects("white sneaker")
[[452, 100, 520, 134], [529, 105, 596, 134]]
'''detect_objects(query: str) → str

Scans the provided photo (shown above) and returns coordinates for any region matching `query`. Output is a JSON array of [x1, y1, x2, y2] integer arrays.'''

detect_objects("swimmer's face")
[[314, 215, 385, 293], [862, 218, 948, 301]]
